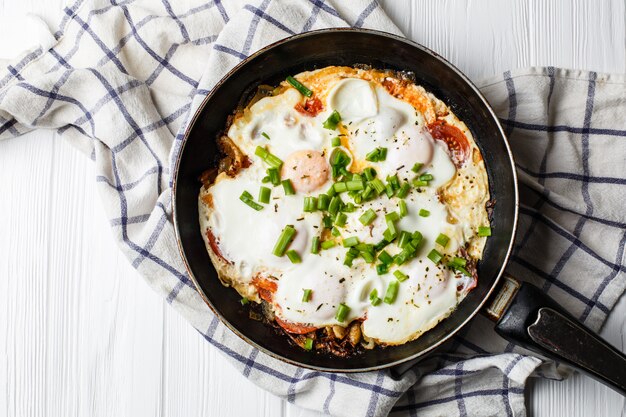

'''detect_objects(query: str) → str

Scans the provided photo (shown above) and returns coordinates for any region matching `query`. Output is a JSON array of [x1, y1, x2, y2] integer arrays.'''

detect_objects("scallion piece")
[[411, 231, 423, 247], [331, 136, 341, 147], [261, 132, 270, 140], [303, 196, 318, 212], [326, 183, 337, 197], [281, 179, 295, 195], [240, 191, 264, 211], [286, 75, 313, 97], [328, 196, 342, 215], [369, 289, 382, 306], [397, 183, 411, 199], [286, 249, 301, 264], [322, 215, 333, 229], [316, 194, 330, 210], [383, 227, 397, 242], [394, 270, 409, 282], [360, 251, 375, 263], [302, 288, 312, 302], [321, 240, 336, 250], [398, 231, 412, 248], [363, 167, 377, 181], [378, 147, 387, 161], [385, 211, 400, 222], [303, 337, 314, 351], [419, 208, 430, 217], [323, 110, 342, 130], [331, 227, 341, 237], [385, 182, 395, 198], [359, 208, 377, 226], [376, 263, 389, 275], [362, 185, 374, 200], [335, 303, 350, 322], [411, 162, 423, 173], [254, 146, 269, 159], [343, 236, 359, 247], [419, 173, 433, 182], [383, 280, 399, 304], [240, 297, 249, 306], [333, 182, 348, 193], [311, 236, 320, 254], [436, 233, 450, 247], [258, 186, 271, 204], [334, 212, 347, 227], [478, 226, 492, 237], [399, 200, 408, 217], [378, 250, 393, 265], [427, 248, 443, 264], [268, 168, 280, 185], [265, 153, 283, 169], [261, 176, 270, 184], [449, 256, 467, 267], [346, 180, 364, 191], [365, 148, 380, 162], [412, 179, 428, 187], [369, 178, 385, 194], [272, 225, 296, 257], [387, 175, 400, 190]]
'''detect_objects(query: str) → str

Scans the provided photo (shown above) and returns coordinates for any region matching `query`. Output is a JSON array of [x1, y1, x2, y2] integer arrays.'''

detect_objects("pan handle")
[[485, 275, 626, 395]]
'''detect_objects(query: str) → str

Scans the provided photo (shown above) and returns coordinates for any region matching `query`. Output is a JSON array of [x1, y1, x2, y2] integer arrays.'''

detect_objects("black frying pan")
[[172, 29, 626, 393]]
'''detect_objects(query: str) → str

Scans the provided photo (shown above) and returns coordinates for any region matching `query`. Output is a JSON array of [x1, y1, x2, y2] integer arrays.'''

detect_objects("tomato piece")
[[251, 275, 278, 292], [275, 316, 318, 334], [294, 97, 323, 117], [427, 120, 470, 168], [206, 229, 230, 264]]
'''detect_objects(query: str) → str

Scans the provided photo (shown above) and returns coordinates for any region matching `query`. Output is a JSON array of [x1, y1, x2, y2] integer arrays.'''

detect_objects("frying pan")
[[172, 29, 626, 394]]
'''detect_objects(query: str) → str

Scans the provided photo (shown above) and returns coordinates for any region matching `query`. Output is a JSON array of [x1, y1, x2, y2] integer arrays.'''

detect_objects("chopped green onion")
[[378, 250, 394, 265], [311, 236, 320, 254], [331, 136, 341, 147], [387, 175, 400, 190], [419, 208, 430, 217], [240, 297, 249, 306], [268, 168, 280, 185], [286, 75, 313, 97], [302, 289, 312, 302], [361, 185, 374, 200], [265, 153, 283, 169], [398, 231, 412, 248], [328, 196, 342, 215], [394, 270, 409, 282], [427, 248, 443, 264], [303, 196, 318, 212], [317, 194, 330, 210], [344, 247, 358, 267], [258, 186, 271, 204], [385, 211, 400, 222], [335, 303, 350, 322], [374, 239, 390, 252], [331, 226, 341, 237], [346, 180, 364, 191], [436, 233, 450, 247], [323, 110, 342, 130], [254, 146, 269, 159], [411, 231, 423, 248], [240, 191, 264, 211], [303, 337, 314, 351], [411, 162, 423, 173], [359, 209, 377, 226], [261, 176, 270, 184], [272, 225, 296, 256], [399, 200, 408, 217], [396, 183, 411, 199], [369, 289, 382, 306], [363, 167, 377, 181], [449, 256, 467, 267], [326, 183, 337, 197], [321, 240, 336, 250], [261, 132, 270, 140], [334, 212, 347, 227], [342, 202, 356, 213], [281, 179, 295, 195], [385, 218, 397, 238], [286, 249, 301, 264], [383, 280, 399, 304], [383, 227, 397, 242], [419, 173, 433, 182], [376, 263, 389, 275], [369, 178, 385, 194], [412, 179, 429, 187], [360, 251, 375, 263], [478, 226, 492, 237], [385, 182, 395, 198], [343, 236, 359, 247], [378, 147, 387, 161], [333, 182, 347, 193], [322, 215, 333, 229]]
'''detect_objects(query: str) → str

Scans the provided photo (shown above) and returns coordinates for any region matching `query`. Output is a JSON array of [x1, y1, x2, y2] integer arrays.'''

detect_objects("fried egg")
[[199, 66, 490, 348]]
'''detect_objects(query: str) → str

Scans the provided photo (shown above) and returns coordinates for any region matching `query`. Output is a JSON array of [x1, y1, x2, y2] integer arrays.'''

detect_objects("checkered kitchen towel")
[[1, 0, 625, 416]]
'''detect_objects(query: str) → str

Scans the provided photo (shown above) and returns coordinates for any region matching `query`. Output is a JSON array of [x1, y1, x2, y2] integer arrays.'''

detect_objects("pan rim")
[[171, 27, 519, 373]]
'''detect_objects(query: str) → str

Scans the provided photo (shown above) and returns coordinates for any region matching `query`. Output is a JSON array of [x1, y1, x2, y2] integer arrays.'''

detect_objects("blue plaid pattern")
[[1, 0, 624, 415]]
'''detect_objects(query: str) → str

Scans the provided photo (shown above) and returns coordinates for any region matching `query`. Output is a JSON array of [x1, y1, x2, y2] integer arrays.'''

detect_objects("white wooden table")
[[0, 1, 624, 416]]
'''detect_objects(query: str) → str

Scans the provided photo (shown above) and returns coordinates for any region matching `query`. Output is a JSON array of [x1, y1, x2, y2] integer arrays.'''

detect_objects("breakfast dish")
[[198, 66, 491, 355]]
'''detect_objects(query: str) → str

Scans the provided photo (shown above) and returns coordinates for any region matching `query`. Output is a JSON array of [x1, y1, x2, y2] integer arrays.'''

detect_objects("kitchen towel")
[[1, 0, 625, 416]]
